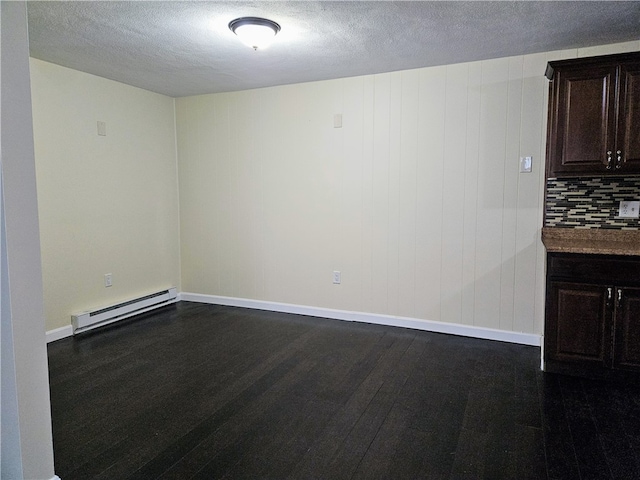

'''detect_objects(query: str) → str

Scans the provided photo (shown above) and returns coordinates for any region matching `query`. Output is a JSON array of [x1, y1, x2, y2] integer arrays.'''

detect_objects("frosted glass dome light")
[[229, 17, 281, 50]]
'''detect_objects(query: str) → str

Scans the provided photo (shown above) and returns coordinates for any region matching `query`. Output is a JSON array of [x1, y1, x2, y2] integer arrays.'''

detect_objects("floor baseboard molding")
[[46, 325, 73, 344], [46, 293, 542, 347], [181, 292, 542, 347]]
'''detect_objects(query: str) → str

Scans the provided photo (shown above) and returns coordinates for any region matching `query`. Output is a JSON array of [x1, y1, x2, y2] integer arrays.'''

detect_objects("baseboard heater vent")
[[72, 287, 177, 334]]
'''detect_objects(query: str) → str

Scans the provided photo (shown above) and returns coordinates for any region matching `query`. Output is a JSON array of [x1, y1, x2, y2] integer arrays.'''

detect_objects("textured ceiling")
[[27, 1, 640, 98]]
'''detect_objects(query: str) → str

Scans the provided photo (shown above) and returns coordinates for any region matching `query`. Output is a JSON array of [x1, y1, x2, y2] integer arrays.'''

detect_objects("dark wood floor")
[[47, 302, 640, 479]]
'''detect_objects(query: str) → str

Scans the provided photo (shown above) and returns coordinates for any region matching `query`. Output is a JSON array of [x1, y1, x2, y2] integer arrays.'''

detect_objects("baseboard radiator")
[[71, 287, 177, 334]]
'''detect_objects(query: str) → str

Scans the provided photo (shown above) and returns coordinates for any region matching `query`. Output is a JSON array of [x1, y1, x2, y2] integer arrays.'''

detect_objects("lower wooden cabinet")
[[545, 253, 640, 377]]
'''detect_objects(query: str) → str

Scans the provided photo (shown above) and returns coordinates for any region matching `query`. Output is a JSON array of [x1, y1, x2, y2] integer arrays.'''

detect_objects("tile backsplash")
[[545, 177, 640, 229]]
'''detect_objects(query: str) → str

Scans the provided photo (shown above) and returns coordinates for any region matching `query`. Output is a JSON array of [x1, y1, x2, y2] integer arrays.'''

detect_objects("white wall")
[[30, 39, 640, 338], [30, 59, 181, 332], [1, 2, 56, 478], [177, 41, 640, 337]]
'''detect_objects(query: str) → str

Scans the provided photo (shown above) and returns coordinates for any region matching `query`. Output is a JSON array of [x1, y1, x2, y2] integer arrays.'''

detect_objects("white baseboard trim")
[[180, 292, 542, 347], [46, 325, 73, 344]]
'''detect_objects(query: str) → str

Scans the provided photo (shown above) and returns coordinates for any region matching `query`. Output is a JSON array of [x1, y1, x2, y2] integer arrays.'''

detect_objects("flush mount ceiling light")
[[229, 17, 281, 50]]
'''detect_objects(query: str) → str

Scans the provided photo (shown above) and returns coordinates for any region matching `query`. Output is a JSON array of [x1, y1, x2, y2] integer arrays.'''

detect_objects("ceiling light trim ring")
[[229, 17, 281, 36]]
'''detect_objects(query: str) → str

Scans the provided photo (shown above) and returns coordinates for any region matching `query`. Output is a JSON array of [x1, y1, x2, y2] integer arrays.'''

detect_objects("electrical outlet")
[[104, 273, 112, 287], [619, 201, 640, 218], [333, 271, 341, 284]]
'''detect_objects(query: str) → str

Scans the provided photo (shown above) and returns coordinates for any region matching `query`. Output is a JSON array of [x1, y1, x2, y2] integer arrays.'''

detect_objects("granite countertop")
[[541, 227, 640, 256]]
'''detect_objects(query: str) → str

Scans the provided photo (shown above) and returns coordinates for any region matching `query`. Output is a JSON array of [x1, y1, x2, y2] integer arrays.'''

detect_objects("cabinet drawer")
[[548, 253, 640, 285]]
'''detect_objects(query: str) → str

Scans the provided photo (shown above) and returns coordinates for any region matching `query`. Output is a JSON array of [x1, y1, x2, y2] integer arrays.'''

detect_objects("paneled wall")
[[177, 57, 543, 334], [177, 41, 639, 337], [30, 59, 181, 332], [30, 41, 639, 337]]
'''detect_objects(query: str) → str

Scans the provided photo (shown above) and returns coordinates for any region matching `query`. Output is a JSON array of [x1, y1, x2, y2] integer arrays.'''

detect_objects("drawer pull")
[[607, 287, 613, 307], [606, 151, 613, 169], [617, 289, 623, 308], [616, 150, 623, 169]]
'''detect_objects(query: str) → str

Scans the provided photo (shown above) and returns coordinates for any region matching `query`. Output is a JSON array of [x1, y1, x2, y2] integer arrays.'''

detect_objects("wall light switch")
[[619, 201, 640, 218], [97, 121, 107, 136], [333, 114, 342, 128], [333, 271, 341, 284], [520, 156, 532, 173], [104, 273, 113, 287]]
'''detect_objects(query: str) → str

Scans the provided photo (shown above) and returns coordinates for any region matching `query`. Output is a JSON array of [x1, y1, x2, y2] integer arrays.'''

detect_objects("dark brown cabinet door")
[[548, 65, 617, 177], [546, 52, 640, 177], [546, 281, 611, 368], [613, 287, 640, 370], [617, 62, 640, 173]]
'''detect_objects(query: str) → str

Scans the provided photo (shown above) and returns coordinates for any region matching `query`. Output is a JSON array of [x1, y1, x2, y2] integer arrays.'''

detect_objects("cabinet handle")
[[616, 150, 623, 169], [617, 288, 623, 308], [607, 287, 613, 307], [606, 151, 613, 169]]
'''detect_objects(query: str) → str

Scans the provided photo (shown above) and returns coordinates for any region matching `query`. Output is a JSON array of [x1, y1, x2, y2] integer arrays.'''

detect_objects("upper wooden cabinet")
[[546, 52, 640, 177]]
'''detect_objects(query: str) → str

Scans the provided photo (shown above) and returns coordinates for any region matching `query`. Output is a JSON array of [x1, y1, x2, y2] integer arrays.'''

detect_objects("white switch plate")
[[619, 201, 640, 218], [104, 273, 112, 287], [520, 156, 532, 173], [332, 271, 341, 284], [333, 114, 342, 128], [97, 121, 107, 136]]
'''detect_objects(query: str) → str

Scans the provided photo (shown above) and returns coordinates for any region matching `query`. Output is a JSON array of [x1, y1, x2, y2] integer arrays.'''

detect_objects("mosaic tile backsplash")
[[546, 177, 640, 229]]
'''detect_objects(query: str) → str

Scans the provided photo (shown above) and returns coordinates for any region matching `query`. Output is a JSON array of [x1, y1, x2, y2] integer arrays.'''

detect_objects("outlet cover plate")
[[619, 201, 640, 218], [520, 156, 532, 173]]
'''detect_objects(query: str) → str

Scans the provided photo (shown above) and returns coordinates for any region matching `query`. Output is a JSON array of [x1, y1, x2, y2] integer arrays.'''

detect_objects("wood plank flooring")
[[47, 301, 640, 479]]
